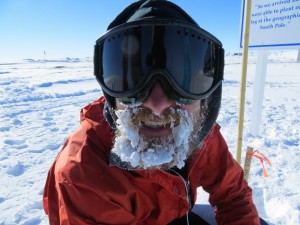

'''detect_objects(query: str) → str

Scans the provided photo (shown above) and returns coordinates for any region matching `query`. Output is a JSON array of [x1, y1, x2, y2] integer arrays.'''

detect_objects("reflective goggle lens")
[[94, 20, 224, 100]]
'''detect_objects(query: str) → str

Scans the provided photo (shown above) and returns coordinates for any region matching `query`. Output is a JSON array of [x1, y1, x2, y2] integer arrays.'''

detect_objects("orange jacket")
[[43, 97, 260, 225]]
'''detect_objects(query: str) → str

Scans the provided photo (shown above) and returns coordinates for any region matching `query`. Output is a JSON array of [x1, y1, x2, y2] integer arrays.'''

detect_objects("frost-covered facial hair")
[[111, 103, 205, 170]]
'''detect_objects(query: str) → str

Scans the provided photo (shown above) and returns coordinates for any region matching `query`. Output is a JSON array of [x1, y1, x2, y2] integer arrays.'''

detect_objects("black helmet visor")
[[94, 19, 224, 100]]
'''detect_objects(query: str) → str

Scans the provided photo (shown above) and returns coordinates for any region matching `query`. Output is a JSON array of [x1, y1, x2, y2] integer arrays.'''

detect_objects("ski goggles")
[[94, 19, 224, 102]]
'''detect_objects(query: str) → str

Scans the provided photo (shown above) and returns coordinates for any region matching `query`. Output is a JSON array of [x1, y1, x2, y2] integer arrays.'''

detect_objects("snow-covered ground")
[[0, 51, 299, 225]]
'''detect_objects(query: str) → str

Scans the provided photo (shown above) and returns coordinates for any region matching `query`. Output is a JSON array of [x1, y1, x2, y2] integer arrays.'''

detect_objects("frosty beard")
[[111, 105, 204, 170]]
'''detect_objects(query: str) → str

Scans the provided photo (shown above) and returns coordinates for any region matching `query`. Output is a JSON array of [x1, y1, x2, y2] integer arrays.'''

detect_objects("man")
[[43, 0, 264, 224]]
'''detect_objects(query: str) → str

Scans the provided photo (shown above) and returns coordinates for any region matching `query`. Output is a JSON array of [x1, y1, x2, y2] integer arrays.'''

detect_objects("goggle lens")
[[95, 20, 224, 100]]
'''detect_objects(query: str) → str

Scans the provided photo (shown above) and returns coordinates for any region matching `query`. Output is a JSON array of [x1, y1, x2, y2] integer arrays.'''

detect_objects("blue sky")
[[0, 0, 243, 59]]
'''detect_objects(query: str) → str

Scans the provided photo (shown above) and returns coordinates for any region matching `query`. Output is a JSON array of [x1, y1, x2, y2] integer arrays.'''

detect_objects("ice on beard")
[[141, 147, 174, 168], [116, 109, 140, 148], [172, 110, 193, 147], [113, 107, 195, 169], [130, 152, 140, 167]]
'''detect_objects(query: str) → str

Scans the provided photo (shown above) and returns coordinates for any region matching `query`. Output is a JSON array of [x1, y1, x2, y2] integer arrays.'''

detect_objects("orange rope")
[[246, 150, 272, 177]]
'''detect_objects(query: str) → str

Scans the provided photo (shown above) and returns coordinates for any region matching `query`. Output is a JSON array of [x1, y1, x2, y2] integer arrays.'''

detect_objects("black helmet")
[[94, 0, 224, 141]]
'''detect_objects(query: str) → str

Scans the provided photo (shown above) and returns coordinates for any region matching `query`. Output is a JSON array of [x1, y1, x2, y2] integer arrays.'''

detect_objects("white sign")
[[240, 0, 300, 48]]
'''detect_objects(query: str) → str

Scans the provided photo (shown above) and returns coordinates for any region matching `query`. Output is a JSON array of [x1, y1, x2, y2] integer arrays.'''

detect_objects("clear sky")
[[0, 0, 243, 59]]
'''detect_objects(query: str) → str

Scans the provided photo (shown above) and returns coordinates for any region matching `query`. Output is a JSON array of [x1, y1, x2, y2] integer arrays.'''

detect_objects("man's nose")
[[142, 82, 174, 114]]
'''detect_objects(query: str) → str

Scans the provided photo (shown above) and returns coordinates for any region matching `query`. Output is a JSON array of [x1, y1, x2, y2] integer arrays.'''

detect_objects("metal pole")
[[236, 0, 252, 164]]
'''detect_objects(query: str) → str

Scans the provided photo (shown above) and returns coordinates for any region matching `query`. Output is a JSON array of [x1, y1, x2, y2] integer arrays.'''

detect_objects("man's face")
[[112, 82, 204, 170]]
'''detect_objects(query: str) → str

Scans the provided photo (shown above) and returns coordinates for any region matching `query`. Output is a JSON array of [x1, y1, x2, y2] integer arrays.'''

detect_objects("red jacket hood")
[[79, 96, 114, 157]]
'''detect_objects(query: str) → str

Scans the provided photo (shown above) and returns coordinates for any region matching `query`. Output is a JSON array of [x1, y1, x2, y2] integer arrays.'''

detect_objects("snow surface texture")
[[0, 51, 299, 225]]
